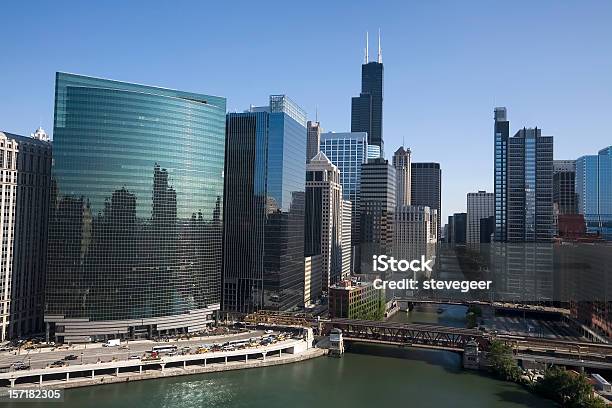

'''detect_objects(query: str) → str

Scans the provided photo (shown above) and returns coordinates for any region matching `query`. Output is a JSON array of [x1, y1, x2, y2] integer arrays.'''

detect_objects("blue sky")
[[1, 0, 611, 221]]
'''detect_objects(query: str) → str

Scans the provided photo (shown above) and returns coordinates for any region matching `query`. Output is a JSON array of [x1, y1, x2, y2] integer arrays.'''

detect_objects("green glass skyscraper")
[[45, 73, 226, 343]]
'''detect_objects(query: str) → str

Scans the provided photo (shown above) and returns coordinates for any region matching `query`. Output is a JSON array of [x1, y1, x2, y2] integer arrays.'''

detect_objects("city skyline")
[[3, 1, 612, 221]]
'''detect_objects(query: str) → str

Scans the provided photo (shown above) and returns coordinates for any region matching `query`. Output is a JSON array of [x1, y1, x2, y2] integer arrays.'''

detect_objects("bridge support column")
[[183, 361, 187, 369], [39, 375, 43, 386], [279, 350, 282, 358], [9, 378, 15, 388], [245, 354, 248, 363], [204, 359, 207, 368], [160, 363, 165, 372], [139, 366, 142, 374], [262, 352, 266, 362], [115, 367, 119, 376], [224, 356, 227, 365], [66, 372, 70, 381], [91, 370, 95, 380]]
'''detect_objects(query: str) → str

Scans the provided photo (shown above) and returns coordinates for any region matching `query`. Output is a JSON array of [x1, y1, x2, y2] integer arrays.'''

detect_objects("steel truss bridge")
[[322, 319, 485, 352]]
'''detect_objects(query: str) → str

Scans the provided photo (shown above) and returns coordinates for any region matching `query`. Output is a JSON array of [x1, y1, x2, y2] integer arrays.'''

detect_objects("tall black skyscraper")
[[351, 31, 384, 155], [507, 128, 554, 242], [411, 162, 442, 240], [494, 107, 510, 242]]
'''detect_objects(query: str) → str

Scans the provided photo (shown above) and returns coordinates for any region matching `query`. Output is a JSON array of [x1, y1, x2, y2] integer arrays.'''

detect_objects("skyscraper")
[[46, 73, 225, 343], [351, 32, 384, 155], [392, 146, 411, 207], [553, 160, 577, 233], [576, 146, 612, 240], [319, 131, 368, 248], [223, 95, 307, 313], [394, 205, 437, 263], [466, 191, 494, 244], [306, 120, 321, 163], [494, 107, 510, 242], [507, 128, 554, 242], [447, 213, 467, 244], [360, 158, 396, 273], [0, 130, 51, 341], [305, 152, 343, 290], [411, 162, 442, 240]]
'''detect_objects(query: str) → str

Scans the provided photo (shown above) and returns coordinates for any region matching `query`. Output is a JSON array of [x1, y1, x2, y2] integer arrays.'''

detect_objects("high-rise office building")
[[320, 132, 368, 248], [392, 146, 411, 207], [223, 95, 307, 313], [447, 213, 467, 244], [553, 160, 577, 234], [494, 107, 510, 242], [466, 191, 494, 244], [305, 152, 343, 291], [341, 200, 352, 278], [393, 205, 437, 263], [360, 158, 396, 273], [351, 32, 384, 155], [0, 130, 52, 341], [411, 162, 441, 240], [306, 120, 321, 163], [46, 73, 226, 343], [576, 146, 612, 240], [507, 128, 554, 242]]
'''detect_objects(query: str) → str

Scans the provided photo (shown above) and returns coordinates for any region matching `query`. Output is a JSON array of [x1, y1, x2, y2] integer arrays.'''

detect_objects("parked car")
[[49, 360, 66, 368], [11, 361, 29, 370], [128, 355, 140, 360], [64, 354, 78, 361]]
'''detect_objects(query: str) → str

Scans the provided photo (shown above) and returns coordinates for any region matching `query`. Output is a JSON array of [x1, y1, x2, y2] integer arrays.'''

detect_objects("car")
[[265, 330, 274, 334], [64, 354, 78, 361], [166, 351, 177, 356], [11, 361, 29, 370], [50, 360, 66, 368], [128, 355, 140, 360]]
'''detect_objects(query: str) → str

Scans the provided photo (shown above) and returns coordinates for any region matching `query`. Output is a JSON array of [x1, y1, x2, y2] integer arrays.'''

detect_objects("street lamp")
[[81, 352, 84, 365]]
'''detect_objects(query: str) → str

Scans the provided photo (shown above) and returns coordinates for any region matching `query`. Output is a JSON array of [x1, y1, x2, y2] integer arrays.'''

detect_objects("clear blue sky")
[[2, 1, 611, 221]]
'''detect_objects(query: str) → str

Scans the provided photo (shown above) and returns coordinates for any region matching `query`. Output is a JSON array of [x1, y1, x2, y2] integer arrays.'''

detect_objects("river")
[[18, 305, 553, 408]]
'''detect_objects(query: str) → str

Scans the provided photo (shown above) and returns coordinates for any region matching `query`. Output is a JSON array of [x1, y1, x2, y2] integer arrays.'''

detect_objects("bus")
[[151, 345, 178, 353]]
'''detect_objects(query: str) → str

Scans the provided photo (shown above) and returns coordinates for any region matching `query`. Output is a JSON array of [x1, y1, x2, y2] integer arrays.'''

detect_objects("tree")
[[487, 340, 521, 382], [535, 367, 605, 408]]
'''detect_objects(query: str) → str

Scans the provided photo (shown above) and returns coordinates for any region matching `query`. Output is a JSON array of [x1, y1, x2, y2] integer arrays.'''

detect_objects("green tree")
[[535, 367, 605, 408], [488, 340, 521, 382]]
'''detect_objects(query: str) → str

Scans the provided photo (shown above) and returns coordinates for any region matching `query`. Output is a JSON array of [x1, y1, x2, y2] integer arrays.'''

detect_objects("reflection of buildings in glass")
[[576, 146, 612, 240], [223, 95, 307, 313], [46, 73, 225, 343], [0, 131, 52, 341]]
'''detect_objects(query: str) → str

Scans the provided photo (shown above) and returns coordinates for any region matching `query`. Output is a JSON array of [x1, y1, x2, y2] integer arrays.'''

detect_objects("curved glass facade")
[[46, 73, 225, 341]]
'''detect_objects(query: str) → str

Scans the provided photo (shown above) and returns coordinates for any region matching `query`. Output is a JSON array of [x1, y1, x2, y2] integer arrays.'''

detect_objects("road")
[[0, 330, 268, 371]]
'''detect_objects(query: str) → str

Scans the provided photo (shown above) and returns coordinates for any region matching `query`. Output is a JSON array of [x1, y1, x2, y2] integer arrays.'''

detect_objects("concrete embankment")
[[7, 346, 327, 390]]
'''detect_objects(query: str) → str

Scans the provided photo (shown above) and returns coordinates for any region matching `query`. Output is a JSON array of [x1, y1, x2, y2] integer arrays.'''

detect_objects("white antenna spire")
[[377, 28, 382, 63], [365, 31, 369, 63]]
